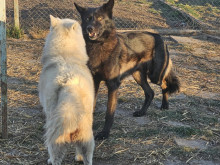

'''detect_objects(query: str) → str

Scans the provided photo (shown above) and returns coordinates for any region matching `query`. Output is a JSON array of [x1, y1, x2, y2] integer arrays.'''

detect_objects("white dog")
[[38, 15, 95, 165]]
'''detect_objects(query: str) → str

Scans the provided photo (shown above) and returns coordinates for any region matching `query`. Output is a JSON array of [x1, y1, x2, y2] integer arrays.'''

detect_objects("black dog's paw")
[[160, 103, 169, 110], [95, 131, 109, 140], [133, 110, 146, 117]]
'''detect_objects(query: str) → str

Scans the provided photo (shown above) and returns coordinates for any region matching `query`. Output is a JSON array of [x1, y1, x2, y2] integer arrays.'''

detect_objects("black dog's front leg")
[[93, 75, 102, 112], [95, 81, 119, 140]]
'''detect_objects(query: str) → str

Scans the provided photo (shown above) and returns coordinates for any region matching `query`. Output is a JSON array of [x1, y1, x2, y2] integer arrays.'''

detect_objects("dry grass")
[[0, 35, 219, 165]]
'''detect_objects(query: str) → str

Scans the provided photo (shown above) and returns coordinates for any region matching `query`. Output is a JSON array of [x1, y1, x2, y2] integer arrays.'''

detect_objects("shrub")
[[7, 26, 23, 39]]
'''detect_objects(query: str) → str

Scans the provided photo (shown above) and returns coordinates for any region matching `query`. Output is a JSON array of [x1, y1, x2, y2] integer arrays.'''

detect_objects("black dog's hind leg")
[[95, 80, 119, 140], [132, 70, 154, 117], [161, 89, 169, 109], [161, 80, 169, 109]]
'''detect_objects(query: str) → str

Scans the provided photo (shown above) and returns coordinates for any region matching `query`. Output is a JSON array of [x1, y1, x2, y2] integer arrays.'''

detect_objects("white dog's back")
[[38, 15, 94, 165]]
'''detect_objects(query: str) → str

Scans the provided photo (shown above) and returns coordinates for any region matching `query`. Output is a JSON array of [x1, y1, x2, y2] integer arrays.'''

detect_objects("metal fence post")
[[14, 0, 19, 28], [0, 0, 8, 139]]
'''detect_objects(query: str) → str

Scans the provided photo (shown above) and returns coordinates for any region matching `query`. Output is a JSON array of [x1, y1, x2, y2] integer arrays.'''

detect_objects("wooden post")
[[14, 0, 19, 28], [0, 0, 8, 139]]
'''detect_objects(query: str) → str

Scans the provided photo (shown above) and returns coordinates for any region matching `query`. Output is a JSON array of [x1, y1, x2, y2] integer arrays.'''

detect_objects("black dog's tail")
[[149, 41, 180, 94], [160, 45, 180, 94], [147, 35, 180, 94], [162, 45, 180, 94], [164, 69, 180, 94]]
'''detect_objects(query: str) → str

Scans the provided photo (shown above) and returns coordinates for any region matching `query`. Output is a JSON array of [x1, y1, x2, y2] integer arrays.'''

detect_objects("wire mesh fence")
[[6, 0, 220, 34]]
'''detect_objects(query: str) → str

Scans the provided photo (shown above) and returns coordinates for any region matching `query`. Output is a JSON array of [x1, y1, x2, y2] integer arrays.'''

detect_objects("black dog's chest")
[[87, 43, 120, 80]]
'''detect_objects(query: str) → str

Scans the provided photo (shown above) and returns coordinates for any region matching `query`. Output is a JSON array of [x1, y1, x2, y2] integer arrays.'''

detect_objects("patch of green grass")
[[36, 123, 44, 132], [170, 146, 197, 159], [166, 126, 203, 137], [136, 128, 160, 138], [93, 111, 105, 130], [166, 0, 177, 5], [118, 125, 205, 139], [152, 1, 186, 21], [203, 99, 220, 107], [200, 116, 218, 126], [135, 0, 146, 4], [148, 8, 161, 15], [165, 0, 220, 20], [149, 110, 184, 121], [171, 146, 220, 161], [189, 111, 217, 126], [7, 26, 23, 39], [199, 146, 220, 160], [178, 4, 200, 18]]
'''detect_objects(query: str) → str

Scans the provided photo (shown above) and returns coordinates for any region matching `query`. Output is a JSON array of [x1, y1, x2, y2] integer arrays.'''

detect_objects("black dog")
[[74, 0, 180, 140]]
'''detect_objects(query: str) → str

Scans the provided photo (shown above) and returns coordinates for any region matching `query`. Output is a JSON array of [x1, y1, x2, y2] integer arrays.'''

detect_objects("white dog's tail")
[[44, 86, 88, 146]]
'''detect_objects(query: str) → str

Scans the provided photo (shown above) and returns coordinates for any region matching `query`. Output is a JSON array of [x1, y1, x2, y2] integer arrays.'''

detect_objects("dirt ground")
[[0, 34, 219, 165]]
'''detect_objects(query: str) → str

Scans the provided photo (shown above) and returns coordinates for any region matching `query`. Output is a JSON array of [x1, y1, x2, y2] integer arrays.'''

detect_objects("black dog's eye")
[[86, 16, 92, 22]]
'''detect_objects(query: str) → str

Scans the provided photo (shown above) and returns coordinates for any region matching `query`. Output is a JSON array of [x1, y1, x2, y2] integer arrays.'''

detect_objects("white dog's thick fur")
[[38, 15, 95, 165]]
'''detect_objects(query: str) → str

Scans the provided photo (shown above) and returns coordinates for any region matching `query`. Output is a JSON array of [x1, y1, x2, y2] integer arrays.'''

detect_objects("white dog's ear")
[[65, 22, 78, 31], [72, 22, 79, 30], [50, 15, 59, 28]]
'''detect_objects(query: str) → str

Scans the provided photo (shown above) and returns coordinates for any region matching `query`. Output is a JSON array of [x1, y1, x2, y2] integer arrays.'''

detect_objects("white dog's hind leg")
[[75, 137, 95, 165], [75, 147, 83, 162], [47, 142, 67, 165]]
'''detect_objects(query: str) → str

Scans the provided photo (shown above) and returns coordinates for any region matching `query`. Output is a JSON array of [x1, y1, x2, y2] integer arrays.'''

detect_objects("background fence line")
[[5, 0, 220, 36]]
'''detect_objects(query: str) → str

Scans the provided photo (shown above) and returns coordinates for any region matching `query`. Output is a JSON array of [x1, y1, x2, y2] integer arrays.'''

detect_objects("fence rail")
[[5, 0, 220, 34]]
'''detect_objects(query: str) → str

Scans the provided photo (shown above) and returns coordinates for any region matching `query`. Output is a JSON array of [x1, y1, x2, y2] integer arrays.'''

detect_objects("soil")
[[0, 34, 219, 165]]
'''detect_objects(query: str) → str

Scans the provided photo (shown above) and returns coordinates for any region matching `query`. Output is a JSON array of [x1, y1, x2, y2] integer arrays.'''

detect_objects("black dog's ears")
[[74, 3, 86, 15], [102, 0, 114, 18]]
